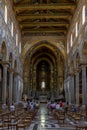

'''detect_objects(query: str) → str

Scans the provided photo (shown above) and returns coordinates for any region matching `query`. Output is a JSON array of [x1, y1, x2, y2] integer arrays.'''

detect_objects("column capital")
[[14, 71, 22, 78], [79, 60, 87, 66], [69, 72, 74, 77], [80, 64, 87, 69], [14, 71, 19, 76], [73, 68, 81, 74], [0, 61, 10, 66], [7, 68, 14, 73]]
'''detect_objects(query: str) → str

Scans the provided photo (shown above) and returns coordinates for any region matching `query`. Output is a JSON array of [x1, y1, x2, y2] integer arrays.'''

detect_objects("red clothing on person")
[[60, 101, 63, 107]]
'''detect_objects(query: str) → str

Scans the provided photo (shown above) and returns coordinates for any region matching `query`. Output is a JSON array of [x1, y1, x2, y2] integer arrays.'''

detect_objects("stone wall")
[[0, 0, 23, 104], [65, 0, 87, 105]]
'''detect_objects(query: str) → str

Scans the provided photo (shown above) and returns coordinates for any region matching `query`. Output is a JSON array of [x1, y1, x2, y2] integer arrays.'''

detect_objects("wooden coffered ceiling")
[[12, 0, 78, 36]]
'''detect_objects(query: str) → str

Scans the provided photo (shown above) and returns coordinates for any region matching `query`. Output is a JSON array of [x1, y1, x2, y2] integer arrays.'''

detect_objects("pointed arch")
[[14, 60, 17, 71], [22, 39, 66, 61], [1, 42, 7, 61]]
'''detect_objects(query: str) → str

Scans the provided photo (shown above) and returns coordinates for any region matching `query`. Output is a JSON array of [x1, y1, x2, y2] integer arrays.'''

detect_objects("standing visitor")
[[47, 100, 51, 115], [23, 100, 28, 111]]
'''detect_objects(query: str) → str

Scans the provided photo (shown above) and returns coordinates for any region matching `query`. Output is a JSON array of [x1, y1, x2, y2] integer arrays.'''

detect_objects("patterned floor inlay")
[[28, 123, 36, 130], [26, 104, 76, 130], [38, 123, 60, 129], [27, 124, 75, 130], [33, 124, 38, 130]]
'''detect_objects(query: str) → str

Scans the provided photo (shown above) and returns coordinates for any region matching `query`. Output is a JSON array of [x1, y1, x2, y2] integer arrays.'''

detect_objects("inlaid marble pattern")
[[26, 104, 75, 130]]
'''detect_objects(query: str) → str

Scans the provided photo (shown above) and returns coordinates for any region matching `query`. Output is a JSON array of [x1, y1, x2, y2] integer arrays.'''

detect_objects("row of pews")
[[53, 110, 65, 124], [53, 106, 87, 130], [0, 106, 36, 130]]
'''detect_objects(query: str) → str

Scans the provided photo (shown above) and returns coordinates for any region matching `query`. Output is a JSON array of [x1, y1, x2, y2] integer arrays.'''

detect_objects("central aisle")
[[28, 103, 75, 130]]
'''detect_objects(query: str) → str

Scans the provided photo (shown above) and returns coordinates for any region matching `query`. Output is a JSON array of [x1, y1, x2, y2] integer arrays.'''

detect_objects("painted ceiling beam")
[[22, 29, 67, 34], [14, 3, 76, 11], [17, 14, 72, 20], [20, 22, 69, 27]]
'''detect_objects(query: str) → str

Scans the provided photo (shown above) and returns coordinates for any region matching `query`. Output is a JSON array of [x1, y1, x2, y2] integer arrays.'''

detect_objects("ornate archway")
[[23, 41, 65, 99]]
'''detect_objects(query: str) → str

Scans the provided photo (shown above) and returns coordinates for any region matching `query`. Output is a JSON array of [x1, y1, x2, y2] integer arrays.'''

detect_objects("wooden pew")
[[76, 125, 87, 130]]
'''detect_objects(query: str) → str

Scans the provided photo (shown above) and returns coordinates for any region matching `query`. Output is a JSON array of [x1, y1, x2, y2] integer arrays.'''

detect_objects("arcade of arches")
[[0, 0, 87, 107]]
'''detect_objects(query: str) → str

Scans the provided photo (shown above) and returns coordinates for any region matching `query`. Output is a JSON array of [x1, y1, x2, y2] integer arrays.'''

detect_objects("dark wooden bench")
[[76, 125, 87, 130]]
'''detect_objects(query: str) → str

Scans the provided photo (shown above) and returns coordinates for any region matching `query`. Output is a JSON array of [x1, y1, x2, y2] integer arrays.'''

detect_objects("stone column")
[[68, 76, 71, 104], [75, 72, 79, 105], [82, 66, 87, 105], [51, 70, 54, 99], [21, 78, 23, 97], [18, 77, 21, 101], [32, 68, 36, 98], [66, 81, 69, 104], [13, 73, 18, 103], [66, 87, 69, 103], [51, 87, 54, 100], [71, 74, 74, 103], [9, 70, 13, 105], [2, 64, 8, 105]]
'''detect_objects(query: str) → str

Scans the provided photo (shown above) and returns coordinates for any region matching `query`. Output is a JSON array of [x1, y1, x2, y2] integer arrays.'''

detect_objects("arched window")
[[11, 22, 14, 37], [67, 42, 69, 54], [19, 42, 21, 53], [76, 22, 78, 37], [16, 33, 18, 46], [82, 5, 86, 25], [5, 5, 7, 24], [70, 34, 73, 47]]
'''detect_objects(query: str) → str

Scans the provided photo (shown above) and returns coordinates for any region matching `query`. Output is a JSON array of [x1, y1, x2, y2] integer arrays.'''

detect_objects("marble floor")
[[26, 104, 75, 130]]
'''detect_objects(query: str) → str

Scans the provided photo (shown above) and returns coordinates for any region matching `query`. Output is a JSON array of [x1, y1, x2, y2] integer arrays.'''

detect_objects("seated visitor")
[[56, 102, 60, 110], [59, 100, 64, 110], [73, 105, 77, 112], [59, 100, 63, 107], [30, 101, 34, 110], [10, 103, 15, 114], [50, 101, 56, 111]]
